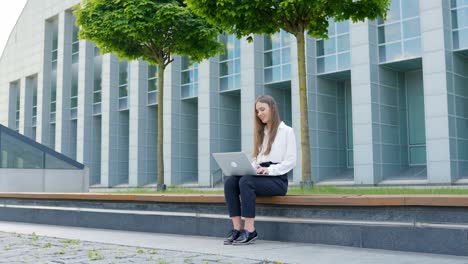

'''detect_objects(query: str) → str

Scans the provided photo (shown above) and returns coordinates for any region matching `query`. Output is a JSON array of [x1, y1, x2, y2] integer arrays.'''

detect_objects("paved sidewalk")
[[0, 231, 263, 264], [0, 221, 467, 264]]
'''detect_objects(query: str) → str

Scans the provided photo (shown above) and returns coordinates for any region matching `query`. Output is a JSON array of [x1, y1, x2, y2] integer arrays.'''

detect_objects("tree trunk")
[[295, 31, 313, 186], [157, 63, 165, 190]]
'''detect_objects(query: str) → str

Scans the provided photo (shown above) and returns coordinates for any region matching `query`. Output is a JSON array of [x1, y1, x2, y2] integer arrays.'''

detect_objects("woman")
[[224, 95, 297, 245]]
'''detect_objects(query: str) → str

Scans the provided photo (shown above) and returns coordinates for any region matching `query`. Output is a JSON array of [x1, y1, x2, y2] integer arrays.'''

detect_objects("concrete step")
[[0, 194, 467, 256]]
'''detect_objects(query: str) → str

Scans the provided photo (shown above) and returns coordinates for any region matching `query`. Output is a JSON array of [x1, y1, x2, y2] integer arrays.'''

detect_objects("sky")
[[0, 1, 28, 55]]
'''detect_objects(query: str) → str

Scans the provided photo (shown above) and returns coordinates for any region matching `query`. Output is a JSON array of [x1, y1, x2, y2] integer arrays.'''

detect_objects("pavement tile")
[[0, 231, 273, 264]]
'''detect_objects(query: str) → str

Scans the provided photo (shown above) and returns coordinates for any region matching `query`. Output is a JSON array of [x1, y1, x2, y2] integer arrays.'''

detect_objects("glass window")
[[380, 23, 401, 43], [235, 43, 241, 58], [281, 32, 290, 46], [386, 0, 400, 23], [181, 56, 190, 70], [378, 0, 421, 63], [264, 30, 291, 83], [324, 37, 336, 55], [270, 33, 281, 50], [316, 40, 324, 56], [52, 51, 58, 63], [10, 82, 21, 132], [451, 1, 468, 50], [271, 66, 281, 82], [324, 56, 337, 72], [71, 98, 78, 108], [71, 63, 79, 113], [452, 10, 460, 29], [219, 34, 241, 91], [94, 47, 100, 57], [118, 60, 129, 110], [71, 22, 80, 64], [181, 71, 192, 84], [50, 18, 59, 120], [461, 28, 468, 47], [264, 67, 281, 83], [327, 20, 336, 35], [50, 102, 56, 113], [338, 53, 350, 70], [32, 78, 37, 126], [453, 28, 468, 50], [264, 35, 273, 50], [51, 19, 59, 55], [148, 65, 158, 81], [72, 25, 79, 44], [404, 38, 422, 57], [403, 19, 420, 39], [379, 42, 402, 62], [220, 61, 232, 76], [52, 31, 58, 50], [402, 0, 419, 19], [282, 48, 290, 64], [316, 19, 350, 74], [409, 146, 426, 165], [336, 21, 349, 34], [181, 56, 198, 98], [93, 92, 101, 103], [148, 65, 159, 92], [264, 52, 273, 67], [93, 103, 101, 114], [337, 35, 350, 52], [282, 65, 291, 80], [220, 77, 229, 91], [235, 59, 241, 73], [15, 87, 20, 109], [51, 83, 57, 102], [451, 0, 468, 8], [119, 98, 128, 109], [119, 61, 128, 87], [317, 57, 325, 73], [271, 50, 281, 65], [119, 85, 128, 98], [93, 54, 102, 105]]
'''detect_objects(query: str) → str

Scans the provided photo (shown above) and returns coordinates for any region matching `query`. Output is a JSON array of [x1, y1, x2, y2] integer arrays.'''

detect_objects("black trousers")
[[224, 171, 288, 218]]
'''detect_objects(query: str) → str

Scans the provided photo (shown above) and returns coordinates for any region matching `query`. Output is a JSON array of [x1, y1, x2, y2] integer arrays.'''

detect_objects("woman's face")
[[256, 102, 271, 124]]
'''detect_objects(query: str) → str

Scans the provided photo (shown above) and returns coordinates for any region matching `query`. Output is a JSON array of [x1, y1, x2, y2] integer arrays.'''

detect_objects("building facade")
[[1, 0, 467, 187]]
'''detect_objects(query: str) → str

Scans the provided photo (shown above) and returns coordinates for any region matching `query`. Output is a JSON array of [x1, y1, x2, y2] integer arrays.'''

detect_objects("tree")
[[186, 0, 390, 187], [75, 0, 223, 190]]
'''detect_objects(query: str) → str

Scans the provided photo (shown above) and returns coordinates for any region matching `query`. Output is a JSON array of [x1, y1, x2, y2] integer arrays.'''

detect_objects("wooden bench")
[[0, 192, 468, 207]]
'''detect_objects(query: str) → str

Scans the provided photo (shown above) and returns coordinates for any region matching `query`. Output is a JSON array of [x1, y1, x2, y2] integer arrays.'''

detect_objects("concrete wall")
[[0, 168, 89, 192]]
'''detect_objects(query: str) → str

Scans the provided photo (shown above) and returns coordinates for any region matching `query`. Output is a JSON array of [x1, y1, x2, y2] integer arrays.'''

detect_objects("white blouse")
[[251, 121, 297, 176]]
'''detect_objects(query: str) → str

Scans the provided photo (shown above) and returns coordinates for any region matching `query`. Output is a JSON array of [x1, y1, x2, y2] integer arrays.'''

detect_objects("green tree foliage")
[[76, 0, 223, 189], [186, 0, 390, 186]]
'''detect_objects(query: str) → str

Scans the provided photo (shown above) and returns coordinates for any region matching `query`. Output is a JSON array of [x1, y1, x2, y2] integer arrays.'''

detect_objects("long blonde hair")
[[253, 95, 281, 158]]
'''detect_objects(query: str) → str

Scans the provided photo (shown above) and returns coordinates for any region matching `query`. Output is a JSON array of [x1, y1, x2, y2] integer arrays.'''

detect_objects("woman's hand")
[[256, 167, 269, 175]]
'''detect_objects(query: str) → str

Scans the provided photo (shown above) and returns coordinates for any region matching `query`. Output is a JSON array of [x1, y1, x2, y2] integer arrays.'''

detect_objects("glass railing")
[[0, 124, 84, 169]]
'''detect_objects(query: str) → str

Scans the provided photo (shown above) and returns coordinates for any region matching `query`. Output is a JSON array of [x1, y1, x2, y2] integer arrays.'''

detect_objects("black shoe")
[[232, 230, 258, 245], [224, 229, 241, 245]]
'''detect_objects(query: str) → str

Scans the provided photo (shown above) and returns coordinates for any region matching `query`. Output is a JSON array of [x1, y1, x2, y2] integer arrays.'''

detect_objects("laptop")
[[212, 152, 268, 176]]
